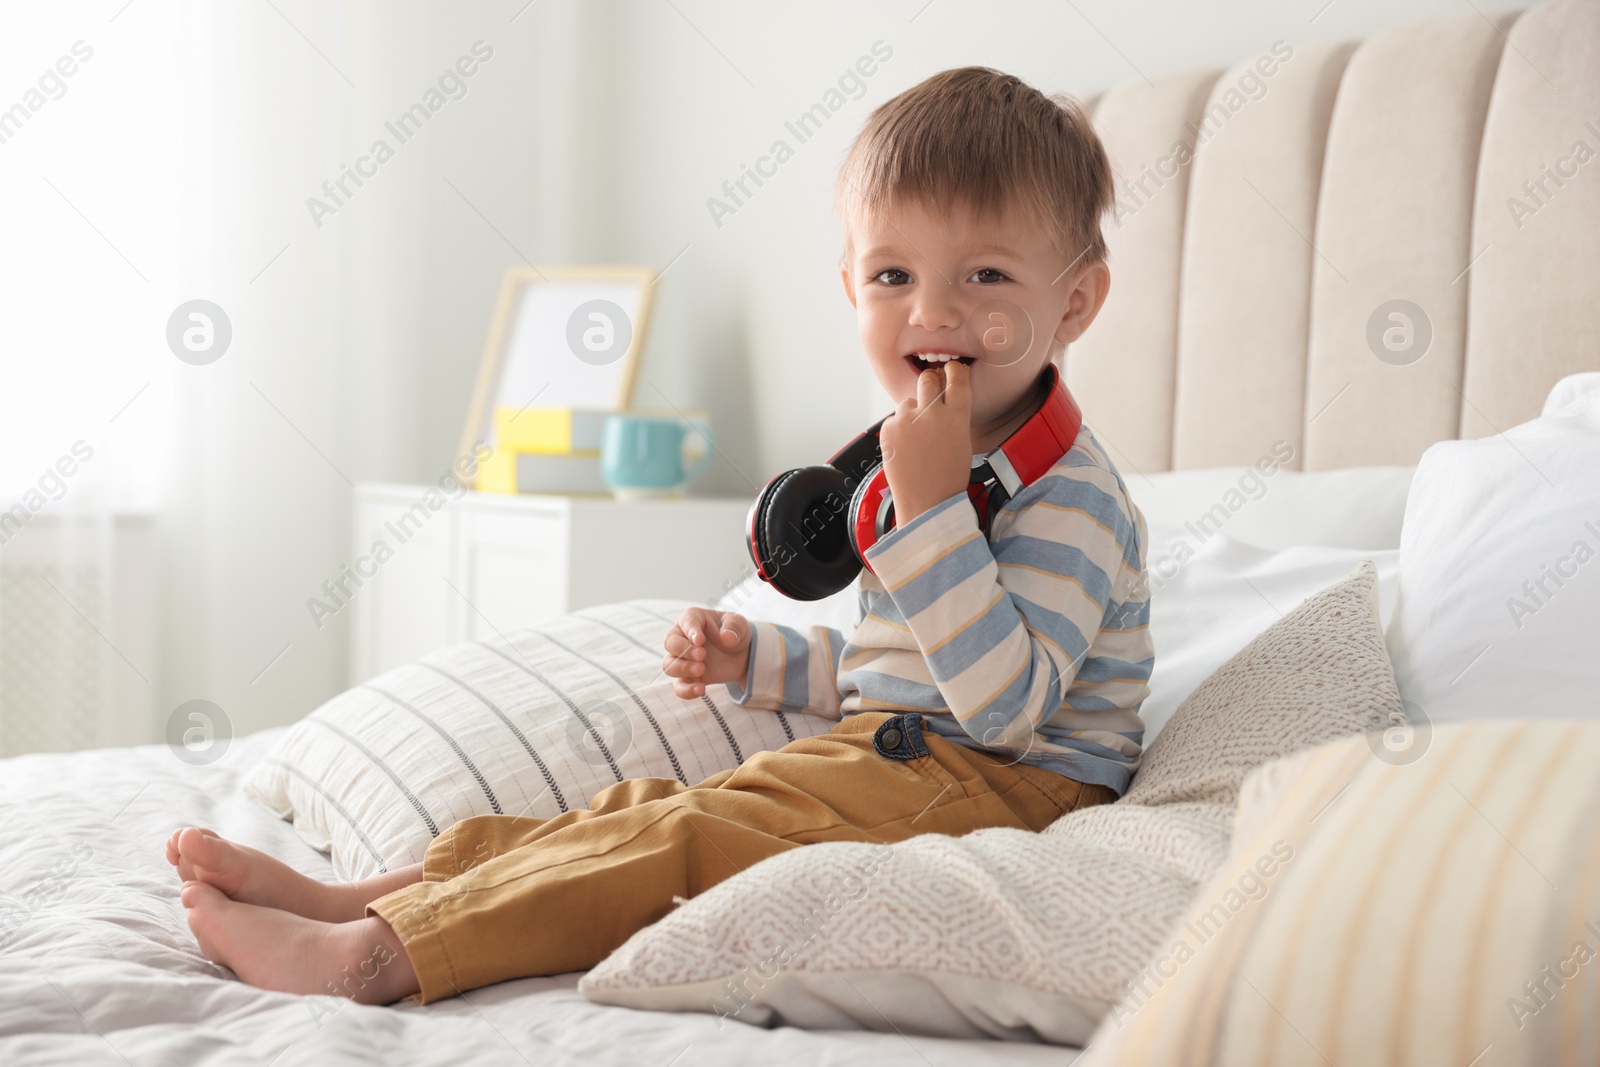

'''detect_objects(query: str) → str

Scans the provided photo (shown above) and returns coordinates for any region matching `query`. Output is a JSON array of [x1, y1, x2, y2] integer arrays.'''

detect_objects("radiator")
[[0, 515, 158, 756], [0, 563, 106, 757]]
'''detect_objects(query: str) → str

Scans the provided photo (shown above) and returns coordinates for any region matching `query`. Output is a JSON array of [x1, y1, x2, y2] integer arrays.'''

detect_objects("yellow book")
[[475, 448, 518, 494]]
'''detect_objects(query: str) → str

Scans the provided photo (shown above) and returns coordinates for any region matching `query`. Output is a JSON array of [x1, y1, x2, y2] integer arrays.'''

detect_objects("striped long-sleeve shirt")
[[727, 426, 1154, 794]]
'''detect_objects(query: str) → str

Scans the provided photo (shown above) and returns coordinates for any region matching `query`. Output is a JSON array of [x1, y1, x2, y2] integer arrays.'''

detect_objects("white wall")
[[1, 0, 1510, 746], [208, 0, 1511, 736], [583, 0, 1505, 490]]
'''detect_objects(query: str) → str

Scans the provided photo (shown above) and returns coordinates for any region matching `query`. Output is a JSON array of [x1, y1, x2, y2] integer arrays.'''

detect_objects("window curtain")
[[1, 1, 581, 753]]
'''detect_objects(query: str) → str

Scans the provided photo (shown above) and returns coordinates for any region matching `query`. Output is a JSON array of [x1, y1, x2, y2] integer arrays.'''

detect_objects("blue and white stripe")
[[730, 426, 1153, 795]]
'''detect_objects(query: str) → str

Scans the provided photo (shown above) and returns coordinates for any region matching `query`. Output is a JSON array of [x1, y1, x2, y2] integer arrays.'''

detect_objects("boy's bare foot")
[[166, 827, 360, 923], [181, 881, 419, 1004]]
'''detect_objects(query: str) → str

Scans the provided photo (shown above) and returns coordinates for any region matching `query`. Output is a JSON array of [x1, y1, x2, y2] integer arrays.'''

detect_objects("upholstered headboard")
[[1066, 0, 1600, 472]]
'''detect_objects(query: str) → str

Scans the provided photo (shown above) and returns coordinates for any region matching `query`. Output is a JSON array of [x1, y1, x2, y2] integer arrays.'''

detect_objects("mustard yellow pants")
[[367, 711, 1116, 1003]]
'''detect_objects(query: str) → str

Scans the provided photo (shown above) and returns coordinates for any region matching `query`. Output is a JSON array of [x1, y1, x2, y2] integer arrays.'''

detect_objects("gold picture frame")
[[457, 265, 657, 465]]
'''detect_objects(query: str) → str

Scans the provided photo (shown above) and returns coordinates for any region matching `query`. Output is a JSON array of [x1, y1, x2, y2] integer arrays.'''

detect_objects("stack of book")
[[475, 406, 707, 495]]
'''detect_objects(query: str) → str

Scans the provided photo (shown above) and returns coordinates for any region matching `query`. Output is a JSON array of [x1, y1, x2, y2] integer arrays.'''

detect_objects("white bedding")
[[0, 727, 1078, 1066], [0, 464, 1422, 1065]]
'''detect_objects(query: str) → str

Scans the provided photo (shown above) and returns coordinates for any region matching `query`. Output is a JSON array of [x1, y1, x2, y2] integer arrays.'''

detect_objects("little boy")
[[167, 66, 1153, 1006]]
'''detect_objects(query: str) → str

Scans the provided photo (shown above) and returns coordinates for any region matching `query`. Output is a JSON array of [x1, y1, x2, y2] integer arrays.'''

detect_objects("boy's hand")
[[662, 607, 752, 698], [879, 362, 972, 523]]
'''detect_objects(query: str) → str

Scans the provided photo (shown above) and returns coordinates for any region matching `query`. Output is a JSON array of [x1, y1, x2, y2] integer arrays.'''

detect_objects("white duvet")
[[0, 468, 1414, 1066], [0, 727, 1076, 1067]]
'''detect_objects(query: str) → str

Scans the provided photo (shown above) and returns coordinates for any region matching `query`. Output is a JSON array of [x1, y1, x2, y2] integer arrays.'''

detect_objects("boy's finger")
[[944, 361, 972, 409], [663, 653, 705, 676], [718, 613, 751, 649], [677, 607, 710, 644], [915, 366, 943, 408], [663, 633, 699, 659]]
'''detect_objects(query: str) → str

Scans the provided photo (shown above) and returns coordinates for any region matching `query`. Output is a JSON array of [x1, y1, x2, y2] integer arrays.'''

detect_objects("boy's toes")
[[169, 827, 206, 880], [176, 827, 246, 895], [180, 879, 225, 911], [179, 881, 234, 967]]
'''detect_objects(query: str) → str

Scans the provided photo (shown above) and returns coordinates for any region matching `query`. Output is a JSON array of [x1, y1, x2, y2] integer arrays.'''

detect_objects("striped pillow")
[[1082, 720, 1600, 1066], [244, 600, 832, 881]]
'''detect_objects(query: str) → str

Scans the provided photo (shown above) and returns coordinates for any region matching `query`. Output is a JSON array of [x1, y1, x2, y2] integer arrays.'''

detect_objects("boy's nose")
[[907, 285, 965, 331]]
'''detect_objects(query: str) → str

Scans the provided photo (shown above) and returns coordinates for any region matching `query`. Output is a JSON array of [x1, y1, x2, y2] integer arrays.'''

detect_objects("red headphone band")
[[851, 364, 1082, 573], [850, 467, 891, 572], [987, 363, 1083, 496]]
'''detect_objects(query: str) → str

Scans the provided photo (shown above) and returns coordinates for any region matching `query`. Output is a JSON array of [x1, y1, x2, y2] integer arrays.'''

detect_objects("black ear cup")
[[747, 465, 863, 601]]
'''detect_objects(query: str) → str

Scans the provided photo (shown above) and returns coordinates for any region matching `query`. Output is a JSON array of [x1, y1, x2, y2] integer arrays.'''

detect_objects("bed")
[[4, 1, 1598, 1064], [0, 730, 1072, 1066]]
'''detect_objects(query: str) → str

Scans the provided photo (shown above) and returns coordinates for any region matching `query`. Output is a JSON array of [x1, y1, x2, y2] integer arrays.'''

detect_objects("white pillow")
[[1385, 372, 1600, 724], [1135, 463, 1414, 558], [722, 462, 1413, 631], [1542, 370, 1600, 417], [245, 601, 832, 880], [1141, 538, 1398, 739], [716, 572, 859, 632], [580, 561, 1403, 1045]]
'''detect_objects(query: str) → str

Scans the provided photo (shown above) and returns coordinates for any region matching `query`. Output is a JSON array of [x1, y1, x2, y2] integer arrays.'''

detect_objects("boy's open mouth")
[[906, 352, 977, 374]]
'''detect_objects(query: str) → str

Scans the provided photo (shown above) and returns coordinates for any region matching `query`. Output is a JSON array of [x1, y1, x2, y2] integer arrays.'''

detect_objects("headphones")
[[746, 363, 1084, 601]]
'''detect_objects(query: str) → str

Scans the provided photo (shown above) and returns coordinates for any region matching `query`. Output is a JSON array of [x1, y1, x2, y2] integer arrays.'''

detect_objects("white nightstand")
[[347, 484, 755, 685]]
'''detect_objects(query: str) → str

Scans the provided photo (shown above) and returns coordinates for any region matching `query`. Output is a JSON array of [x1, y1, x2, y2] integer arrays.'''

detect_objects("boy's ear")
[[840, 266, 857, 308], [1052, 262, 1111, 346]]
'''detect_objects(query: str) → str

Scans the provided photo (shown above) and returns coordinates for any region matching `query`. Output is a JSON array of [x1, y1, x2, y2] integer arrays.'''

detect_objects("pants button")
[[880, 727, 902, 750]]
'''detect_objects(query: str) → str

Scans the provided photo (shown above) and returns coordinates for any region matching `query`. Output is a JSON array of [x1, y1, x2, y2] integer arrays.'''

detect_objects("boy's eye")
[[970, 268, 1008, 284], [871, 268, 911, 286]]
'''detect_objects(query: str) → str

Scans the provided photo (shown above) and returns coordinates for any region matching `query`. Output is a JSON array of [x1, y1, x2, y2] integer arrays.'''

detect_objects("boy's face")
[[840, 197, 1109, 450]]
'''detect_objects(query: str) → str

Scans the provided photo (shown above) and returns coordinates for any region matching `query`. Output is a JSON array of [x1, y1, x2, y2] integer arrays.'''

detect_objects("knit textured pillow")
[[579, 561, 1402, 1044]]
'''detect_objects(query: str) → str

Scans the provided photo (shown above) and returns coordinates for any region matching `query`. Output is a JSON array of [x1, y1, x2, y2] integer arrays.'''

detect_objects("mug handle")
[[682, 418, 713, 482]]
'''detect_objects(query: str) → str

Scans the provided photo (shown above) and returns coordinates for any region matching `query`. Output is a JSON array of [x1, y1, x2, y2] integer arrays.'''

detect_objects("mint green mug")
[[600, 414, 713, 498]]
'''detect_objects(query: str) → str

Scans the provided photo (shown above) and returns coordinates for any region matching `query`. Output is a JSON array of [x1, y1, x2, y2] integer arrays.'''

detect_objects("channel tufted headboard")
[[1066, 0, 1600, 472]]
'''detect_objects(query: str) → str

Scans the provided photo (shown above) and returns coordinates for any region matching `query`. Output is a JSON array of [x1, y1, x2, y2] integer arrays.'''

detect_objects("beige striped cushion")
[[245, 601, 832, 880], [1082, 720, 1600, 1066]]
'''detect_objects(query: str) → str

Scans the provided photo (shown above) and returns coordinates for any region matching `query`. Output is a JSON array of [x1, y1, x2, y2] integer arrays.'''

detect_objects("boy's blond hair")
[[836, 66, 1114, 270]]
